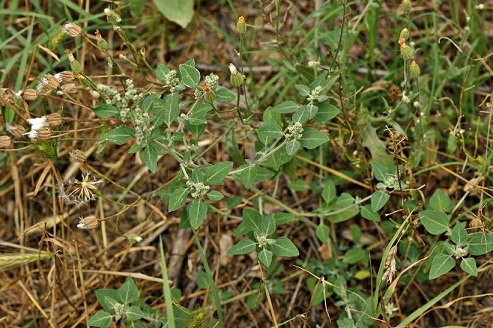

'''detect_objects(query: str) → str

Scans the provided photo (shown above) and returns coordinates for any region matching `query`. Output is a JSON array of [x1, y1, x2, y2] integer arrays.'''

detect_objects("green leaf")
[[299, 127, 329, 149], [271, 237, 299, 257], [95, 289, 119, 313], [93, 105, 119, 118], [187, 103, 212, 125], [206, 190, 224, 201], [152, 0, 194, 28], [322, 179, 336, 203], [179, 59, 200, 87], [260, 147, 293, 170], [140, 143, 159, 173], [326, 193, 359, 223], [460, 257, 477, 276], [343, 248, 368, 264], [258, 122, 283, 145], [258, 248, 273, 267], [154, 93, 179, 127], [233, 164, 274, 188], [295, 84, 310, 97], [419, 210, 450, 235], [117, 276, 139, 304], [125, 306, 145, 321], [371, 191, 390, 212], [88, 310, 112, 328], [314, 103, 340, 122], [429, 253, 455, 279], [187, 200, 208, 229], [271, 101, 300, 114], [315, 222, 330, 242], [372, 161, 395, 182], [285, 139, 300, 155], [168, 187, 190, 212], [468, 232, 493, 255], [274, 212, 294, 225], [103, 125, 135, 145], [216, 87, 235, 103], [242, 209, 262, 233], [361, 123, 394, 167], [451, 222, 468, 246], [204, 161, 233, 185], [428, 189, 452, 212], [228, 238, 256, 255], [261, 214, 276, 236], [361, 205, 381, 222], [156, 62, 170, 81], [287, 179, 309, 191], [292, 104, 311, 123]]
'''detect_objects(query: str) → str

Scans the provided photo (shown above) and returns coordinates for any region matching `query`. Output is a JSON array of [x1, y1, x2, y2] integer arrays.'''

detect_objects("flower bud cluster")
[[132, 106, 153, 147], [186, 181, 210, 199], [97, 79, 144, 122], [285, 122, 304, 140]]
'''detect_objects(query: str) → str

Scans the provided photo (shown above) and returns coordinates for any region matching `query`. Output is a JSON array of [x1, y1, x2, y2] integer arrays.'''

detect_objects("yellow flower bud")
[[410, 60, 421, 78], [399, 28, 409, 41], [237, 16, 246, 34], [400, 43, 413, 60], [402, 0, 411, 14]]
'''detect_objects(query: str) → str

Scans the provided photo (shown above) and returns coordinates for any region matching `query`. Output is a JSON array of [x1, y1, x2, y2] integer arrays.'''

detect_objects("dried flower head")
[[382, 246, 398, 284], [55, 71, 76, 84], [77, 215, 99, 229], [17, 89, 38, 101], [45, 113, 63, 127], [63, 22, 82, 38], [58, 173, 103, 207], [69, 149, 87, 163], [6, 124, 25, 138], [37, 74, 61, 94], [0, 136, 12, 148]]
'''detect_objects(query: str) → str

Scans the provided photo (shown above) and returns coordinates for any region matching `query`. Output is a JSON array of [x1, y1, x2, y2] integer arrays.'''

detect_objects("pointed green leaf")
[[460, 257, 477, 276], [428, 189, 452, 212], [228, 238, 256, 255], [232, 164, 274, 188], [156, 62, 170, 81], [285, 139, 300, 155], [187, 199, 208, 229], [103, 125, 135, 145], [125, 306, 145, 321], [271, 101, 300, 113], [140, 143, 159, 173], [216, 87, 235, 103], [117, 276, 138, 304], [299, 127, 329, 149], [314, 103, 340, 122], [361, 204, 381, 222], [429, 253, 455, 279], [93, 105, 119, 118], [261, 214, 276, 236], [168, 187, 190, 212], [204, 161, 233, 185], [258, 122, 283, 145], [154, 93, 179, 127], [371, 191, 390, 212], [179, 59, 200, 87], [468, 232, 493, 255], [451, 222, 468, 246], [420, 210, 450, 235], [88, 310, 112, 328], [271, 237, 299, 257], [258, 248, 273, 267], [152, 0, 194, 28], [315, 222, 329, 242]]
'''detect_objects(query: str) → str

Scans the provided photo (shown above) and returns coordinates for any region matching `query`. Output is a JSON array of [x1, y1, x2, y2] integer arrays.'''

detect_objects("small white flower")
[[228, 63, 238, 75], [27, 117, 48, 130], [25, 130, 38, 140]]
